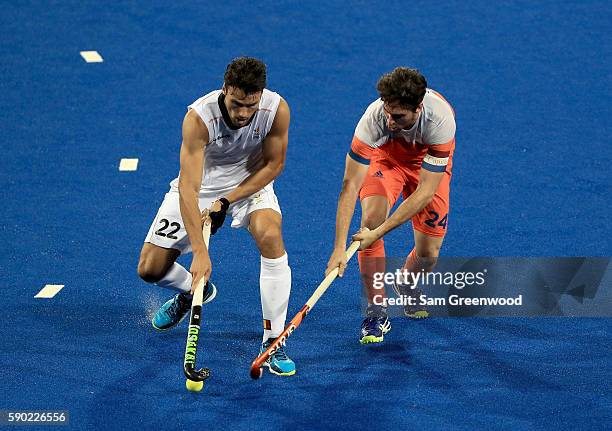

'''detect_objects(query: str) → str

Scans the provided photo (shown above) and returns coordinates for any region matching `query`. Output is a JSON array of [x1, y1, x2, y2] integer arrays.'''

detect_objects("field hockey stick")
[[183, 219, 212, 388], [249, 239, 361, 379]]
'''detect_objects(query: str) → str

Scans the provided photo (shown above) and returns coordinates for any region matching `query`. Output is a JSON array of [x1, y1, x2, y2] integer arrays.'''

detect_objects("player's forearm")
[[333, 181, 360, 249], [224, 162, 283, 204], [376, 190, 433, 237], [178, 185, 208, 255]]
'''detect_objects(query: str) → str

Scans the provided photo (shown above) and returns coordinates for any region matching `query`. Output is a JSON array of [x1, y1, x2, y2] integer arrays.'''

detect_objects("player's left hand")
[[352, 227, 379, 250]]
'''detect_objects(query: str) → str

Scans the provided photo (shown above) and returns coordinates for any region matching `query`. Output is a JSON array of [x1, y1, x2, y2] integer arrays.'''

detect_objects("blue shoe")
[[260, 338, 296, 376], [360, 304, 391, 344], [152, 282, 217, 331]]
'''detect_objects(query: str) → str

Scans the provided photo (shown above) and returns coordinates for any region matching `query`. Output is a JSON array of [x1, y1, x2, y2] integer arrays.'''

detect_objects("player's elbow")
[[264, 155, 285, 177], [178, 178, 198, 197], [272, 159, 285, 176], [177, 177, 188, 193]]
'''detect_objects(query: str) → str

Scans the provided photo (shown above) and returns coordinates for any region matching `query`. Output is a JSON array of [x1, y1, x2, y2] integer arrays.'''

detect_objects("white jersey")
[[170, 88, 282, 193], [354, 89, 455, 149]]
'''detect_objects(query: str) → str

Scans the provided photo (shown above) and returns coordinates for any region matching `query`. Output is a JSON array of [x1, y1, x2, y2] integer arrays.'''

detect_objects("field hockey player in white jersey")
[[137, 57, 295, 376]]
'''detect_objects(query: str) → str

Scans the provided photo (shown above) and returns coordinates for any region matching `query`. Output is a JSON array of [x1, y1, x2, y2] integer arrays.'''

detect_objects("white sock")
[[155, 262, 192, 294], [260, 253, 292, 342]]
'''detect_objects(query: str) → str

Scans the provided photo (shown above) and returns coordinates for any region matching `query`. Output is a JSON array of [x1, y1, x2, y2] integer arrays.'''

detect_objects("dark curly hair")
[[376, 67, 427, 111], [224, 57, 267, 94]]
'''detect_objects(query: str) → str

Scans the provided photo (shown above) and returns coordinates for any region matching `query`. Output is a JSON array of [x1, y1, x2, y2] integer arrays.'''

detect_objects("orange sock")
[[358, 238, 386, 305], [403, 248, 437, 283]]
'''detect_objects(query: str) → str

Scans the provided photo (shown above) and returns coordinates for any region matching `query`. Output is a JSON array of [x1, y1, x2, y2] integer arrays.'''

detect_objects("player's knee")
[[255, 226, 284, 255], [137, 258, 165, 284], [417, 249, 439, 270], [419, 242, 441, 258], [419, 255, 438, 270], [362, 213, 386, 230]]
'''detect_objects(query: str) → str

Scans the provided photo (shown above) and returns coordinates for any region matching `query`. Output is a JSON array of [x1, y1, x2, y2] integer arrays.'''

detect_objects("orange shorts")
[[359, 157, 451, 237]]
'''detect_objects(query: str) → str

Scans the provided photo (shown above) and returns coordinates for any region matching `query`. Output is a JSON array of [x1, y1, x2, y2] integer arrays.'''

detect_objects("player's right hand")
[[190, 250, 212, 294], [325, 247, 348, 277]]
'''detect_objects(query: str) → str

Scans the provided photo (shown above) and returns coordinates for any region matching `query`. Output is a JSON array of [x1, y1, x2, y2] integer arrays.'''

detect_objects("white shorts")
[[144, 182, 281, 254]]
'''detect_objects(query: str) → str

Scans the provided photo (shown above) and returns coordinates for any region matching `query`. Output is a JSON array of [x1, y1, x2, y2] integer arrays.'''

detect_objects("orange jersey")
[[352, 89, 456, 237]]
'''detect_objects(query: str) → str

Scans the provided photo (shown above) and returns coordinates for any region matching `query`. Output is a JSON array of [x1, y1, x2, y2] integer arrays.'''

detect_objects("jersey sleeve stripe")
[[423, 152, 449, 165], [348, 149, 370, 165], [421, 161, 447, 173], [350, 135, 375, 162], [427, 148, 451, 158]]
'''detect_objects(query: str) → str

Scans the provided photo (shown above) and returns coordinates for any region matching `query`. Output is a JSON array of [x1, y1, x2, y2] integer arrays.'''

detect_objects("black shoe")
[[391, 283, 429, 319]]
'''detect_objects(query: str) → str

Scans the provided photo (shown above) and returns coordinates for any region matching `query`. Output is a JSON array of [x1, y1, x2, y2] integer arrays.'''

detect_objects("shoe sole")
[[151, 283, 217, 331], [359, 321, 391, 344], [360, 335, 384, 344], [405, 309, 429, 319], [265, 363, 296, 376], [151, 311, 190, 332]]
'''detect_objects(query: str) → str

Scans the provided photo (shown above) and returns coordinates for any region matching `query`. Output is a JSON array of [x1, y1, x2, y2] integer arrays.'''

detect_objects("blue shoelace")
[[273, 344, 289, 361], [264, 342, 289, 361], [168, 295, 189, 317], [167, 298, 181, 317]]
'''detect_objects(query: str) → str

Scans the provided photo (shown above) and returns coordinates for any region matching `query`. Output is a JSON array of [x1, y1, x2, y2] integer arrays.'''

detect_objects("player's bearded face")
[[383, 102, 421, 131], [223, 86, 262, 127]]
